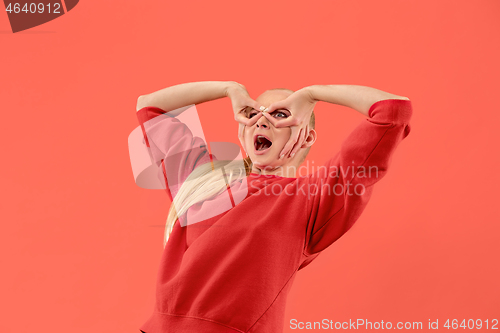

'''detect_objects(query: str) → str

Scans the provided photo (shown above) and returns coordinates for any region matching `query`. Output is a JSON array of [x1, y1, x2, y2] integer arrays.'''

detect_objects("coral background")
[[1, 0, 498, 332]]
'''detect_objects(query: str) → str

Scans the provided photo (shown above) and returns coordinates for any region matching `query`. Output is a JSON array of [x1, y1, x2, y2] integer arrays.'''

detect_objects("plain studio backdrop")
[[0, 0, 498, 332]]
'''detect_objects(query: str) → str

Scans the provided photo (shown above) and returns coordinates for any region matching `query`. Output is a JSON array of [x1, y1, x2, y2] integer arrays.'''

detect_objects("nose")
[[255, 113, 270, 128]]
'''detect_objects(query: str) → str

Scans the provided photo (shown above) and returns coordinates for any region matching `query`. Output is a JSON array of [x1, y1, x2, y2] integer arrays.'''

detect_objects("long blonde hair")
[[163, 156, 253, 247]]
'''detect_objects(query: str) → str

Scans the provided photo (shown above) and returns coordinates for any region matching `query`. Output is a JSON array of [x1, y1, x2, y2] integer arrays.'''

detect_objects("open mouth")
[[254, 134, 273, 152]]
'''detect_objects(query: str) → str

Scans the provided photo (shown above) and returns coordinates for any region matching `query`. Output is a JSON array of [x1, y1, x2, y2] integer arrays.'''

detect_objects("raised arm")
[[134, 81, 266, 200], [306, 84, 409, 117], [134, 81, 236, 200], [298, 86, 413, 256], [263, 85, 410, 159], [137, 81, 266, 128], [136, 81, 236, 112]]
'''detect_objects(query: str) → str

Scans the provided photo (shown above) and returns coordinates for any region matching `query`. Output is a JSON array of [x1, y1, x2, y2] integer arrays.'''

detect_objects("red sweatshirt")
[[136, 98, 413, 333]]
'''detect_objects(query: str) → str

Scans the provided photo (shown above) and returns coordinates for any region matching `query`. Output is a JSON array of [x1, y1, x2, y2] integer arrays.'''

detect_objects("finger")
[[267, 116, 300, 128], [250, 100, 266, 113], [284, 126, 302, 159], [266, 101, 301, 128], [234, 112, 248, 125], [238, 122, 244, 139], [246, 111, 263, 126], [266, 100, 288, 114], [279, 126, 301, 159], [242, 98, 267, 119], [304, 123, 310, 147], [235, 104, 256, 124], [238, 123, 247, 154], [289, 126, 306, 158], [287, 128, 302, 159], [235, 112, 261, 126], [248, 112, 264, 126], [261, 111, 280, 127], [299, 123, 309, 149]]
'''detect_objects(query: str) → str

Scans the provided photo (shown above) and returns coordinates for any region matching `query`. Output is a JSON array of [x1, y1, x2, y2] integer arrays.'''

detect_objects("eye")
[[271, 110, 289, 118], [248, 111, 258, 119]]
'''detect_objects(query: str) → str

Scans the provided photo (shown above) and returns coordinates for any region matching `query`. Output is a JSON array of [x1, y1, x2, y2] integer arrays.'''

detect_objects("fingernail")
[[279, 154, 284, 159], [290, 153, 295, 158], [259, 106, 266, 111]]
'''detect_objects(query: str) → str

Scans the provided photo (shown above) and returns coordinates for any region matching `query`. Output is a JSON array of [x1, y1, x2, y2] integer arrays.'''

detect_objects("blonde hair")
[[162, 88, 315, 247], [163, 156, 253, 247]]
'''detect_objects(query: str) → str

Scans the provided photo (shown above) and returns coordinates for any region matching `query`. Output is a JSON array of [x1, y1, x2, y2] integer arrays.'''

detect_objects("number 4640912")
[[443, 319, 498, 330], [5, 3, 62, 14]]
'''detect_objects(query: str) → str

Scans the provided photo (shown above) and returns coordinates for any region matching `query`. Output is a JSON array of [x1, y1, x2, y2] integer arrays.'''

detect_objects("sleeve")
[[136, 105, 213, 201], [302, 98, 413, 256]]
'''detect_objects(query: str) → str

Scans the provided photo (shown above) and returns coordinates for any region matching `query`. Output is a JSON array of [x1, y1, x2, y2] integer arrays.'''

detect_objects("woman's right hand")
[[227, 82, 265, 155], [226, 82, 266, 127]]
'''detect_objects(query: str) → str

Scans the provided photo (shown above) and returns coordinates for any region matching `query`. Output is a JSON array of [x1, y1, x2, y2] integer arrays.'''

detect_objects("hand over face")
[[262, 88, 317, 159], [227, 82, 267, 126]]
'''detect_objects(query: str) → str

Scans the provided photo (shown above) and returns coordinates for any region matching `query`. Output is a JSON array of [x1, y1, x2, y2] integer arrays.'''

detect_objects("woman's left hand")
[[227, 82, 266, 126], [262, 87, 317, 159]]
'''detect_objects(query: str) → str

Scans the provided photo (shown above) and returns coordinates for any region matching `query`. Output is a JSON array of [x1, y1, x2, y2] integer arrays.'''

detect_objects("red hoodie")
[[135, 98, 413, 333]]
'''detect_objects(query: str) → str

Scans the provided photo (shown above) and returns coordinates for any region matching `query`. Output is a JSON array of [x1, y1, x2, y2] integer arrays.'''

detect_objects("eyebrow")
[[272, 108, 290, 113], [246, 108, 290, 115]]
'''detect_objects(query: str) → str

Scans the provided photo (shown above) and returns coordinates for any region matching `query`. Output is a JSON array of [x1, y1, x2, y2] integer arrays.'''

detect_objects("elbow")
[[393, 98, 413, 125], [136, 95, 149, 112], [401, 99, 413, 124], [398, 99, 412, 139], [369, 98, 413, 126], [380, 98, 412, 139]]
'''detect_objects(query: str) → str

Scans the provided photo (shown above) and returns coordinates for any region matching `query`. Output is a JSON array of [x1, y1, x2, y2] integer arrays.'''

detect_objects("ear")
[[301, 129, 317, 148]]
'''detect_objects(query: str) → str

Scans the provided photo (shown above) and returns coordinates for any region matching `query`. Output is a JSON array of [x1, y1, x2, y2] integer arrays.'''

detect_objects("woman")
[[135, 81, 412, 333]]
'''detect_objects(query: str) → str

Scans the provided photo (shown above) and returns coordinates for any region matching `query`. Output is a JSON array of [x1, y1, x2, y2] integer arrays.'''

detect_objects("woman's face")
[[242, 90, 299, 174]]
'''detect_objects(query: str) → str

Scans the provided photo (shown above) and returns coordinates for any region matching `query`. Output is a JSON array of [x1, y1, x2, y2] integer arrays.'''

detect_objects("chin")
[[250, 153, 282, 171]]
